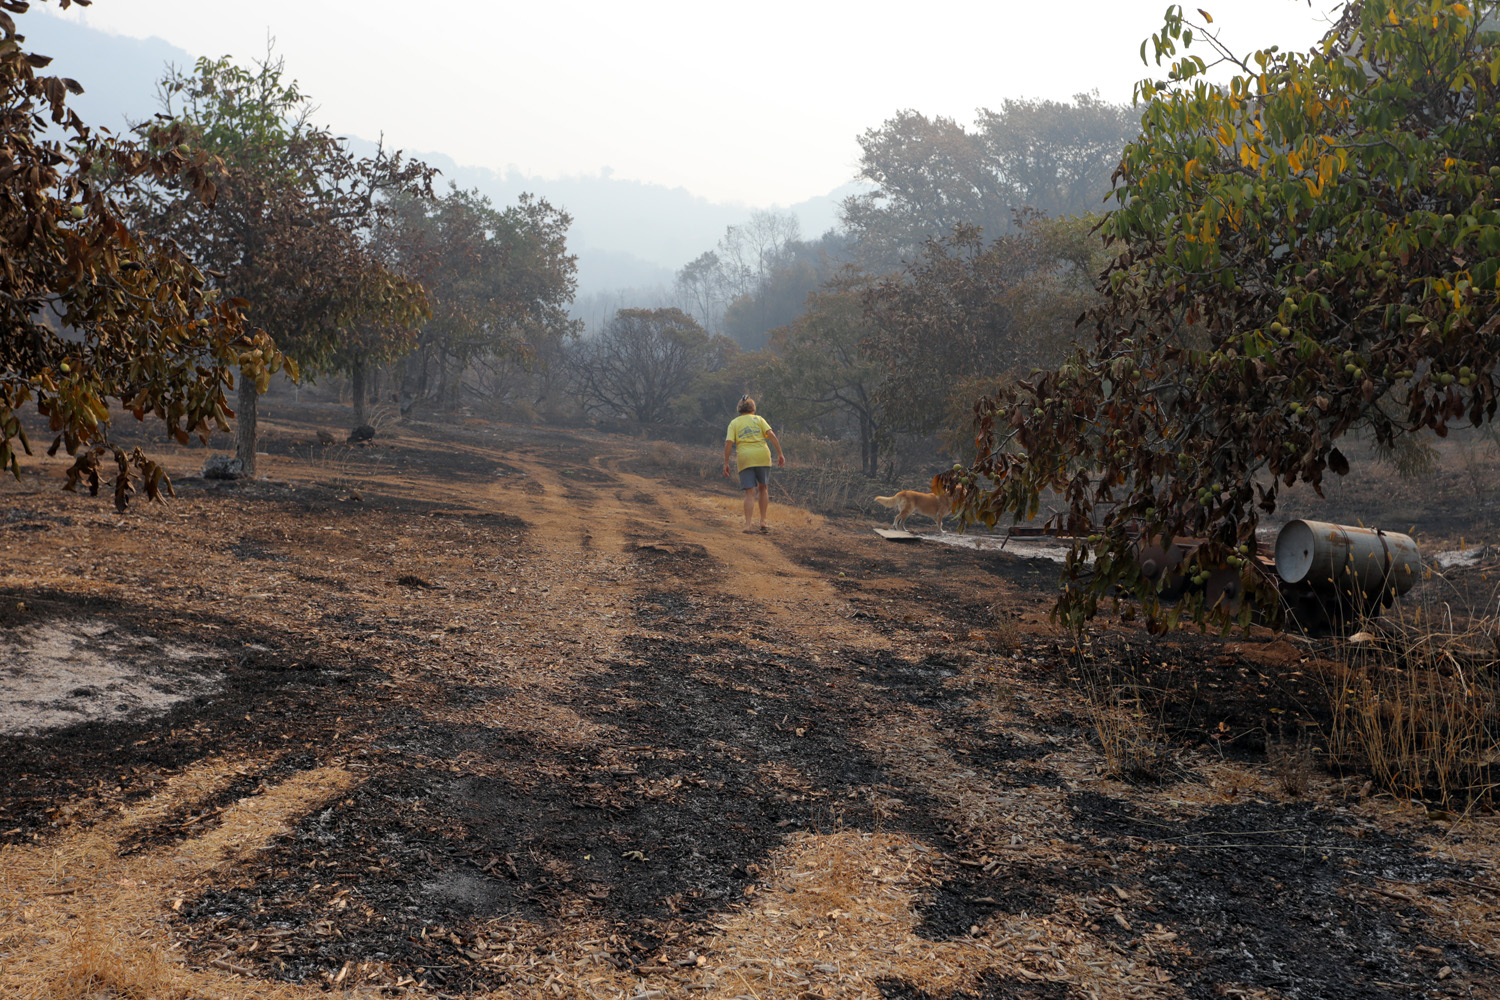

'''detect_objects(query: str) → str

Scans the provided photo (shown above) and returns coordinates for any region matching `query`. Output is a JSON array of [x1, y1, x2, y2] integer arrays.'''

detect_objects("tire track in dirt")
[[164, 440, 1089, 994], [13, 418, 1485, 999], [586, 452, 892, 651]]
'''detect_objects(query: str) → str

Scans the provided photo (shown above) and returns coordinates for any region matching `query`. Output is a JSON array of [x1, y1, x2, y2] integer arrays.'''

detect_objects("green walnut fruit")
[[59, 362, 71, 373], [69, 205, 85, 220]]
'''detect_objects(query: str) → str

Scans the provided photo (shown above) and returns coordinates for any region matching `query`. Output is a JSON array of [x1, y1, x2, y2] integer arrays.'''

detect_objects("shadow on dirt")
[[4, 428, 1479, 998], [877, 974, 1072, 999], [1070, 792, 1483, 999], [171, 595, 1050, 989], [169, 591, 1469, 999]]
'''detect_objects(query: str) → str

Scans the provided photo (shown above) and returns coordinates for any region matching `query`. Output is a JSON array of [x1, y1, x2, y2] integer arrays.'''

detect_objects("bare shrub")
[[364, 400, 400, 436], [312, 442, 388, 495]]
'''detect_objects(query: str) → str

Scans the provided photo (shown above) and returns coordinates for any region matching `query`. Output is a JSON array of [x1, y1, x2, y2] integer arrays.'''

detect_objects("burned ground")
[[1, 402, 1498, 1000]]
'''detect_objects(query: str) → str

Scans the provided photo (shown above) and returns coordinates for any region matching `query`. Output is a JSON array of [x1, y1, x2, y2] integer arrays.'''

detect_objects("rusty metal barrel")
[[1273, 519, 1420, 607]]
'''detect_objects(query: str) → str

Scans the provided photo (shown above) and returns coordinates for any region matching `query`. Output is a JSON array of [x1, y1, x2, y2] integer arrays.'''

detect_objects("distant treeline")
[[1, 1, 1136, 494], [520, 94, 1137, 477]]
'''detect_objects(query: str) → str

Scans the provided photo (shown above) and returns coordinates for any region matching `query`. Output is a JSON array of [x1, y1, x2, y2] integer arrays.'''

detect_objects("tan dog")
[[874, 490, 955, 533]]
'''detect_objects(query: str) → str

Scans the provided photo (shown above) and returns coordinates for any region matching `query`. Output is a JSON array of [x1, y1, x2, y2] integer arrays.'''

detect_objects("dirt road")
[[1, 413, 1496, 999]]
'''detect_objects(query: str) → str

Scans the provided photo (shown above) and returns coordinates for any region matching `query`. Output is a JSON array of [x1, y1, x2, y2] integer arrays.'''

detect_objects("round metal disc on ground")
[[1135, 538, 1192, 600]]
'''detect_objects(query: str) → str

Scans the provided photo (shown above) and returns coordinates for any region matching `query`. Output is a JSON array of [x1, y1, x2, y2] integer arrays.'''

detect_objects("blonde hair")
[[737, 395, 756, 414]]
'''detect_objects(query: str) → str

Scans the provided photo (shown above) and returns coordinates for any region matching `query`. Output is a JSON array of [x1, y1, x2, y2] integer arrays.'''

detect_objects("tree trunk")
[[860, 416, 879, 477], [400, 350, 427, 417], [235, 369, 258, 478], [445, 357, 463, 413], [369, 365, 382, 409], [351, 359, 367, 426]]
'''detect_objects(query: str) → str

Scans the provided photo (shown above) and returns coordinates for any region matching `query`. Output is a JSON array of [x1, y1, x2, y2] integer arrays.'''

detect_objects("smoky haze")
[[17, 15, 862, 318]]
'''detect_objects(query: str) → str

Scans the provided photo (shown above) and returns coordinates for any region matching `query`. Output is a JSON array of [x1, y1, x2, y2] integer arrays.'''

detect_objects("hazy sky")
[[44, 0, 1342, 207]]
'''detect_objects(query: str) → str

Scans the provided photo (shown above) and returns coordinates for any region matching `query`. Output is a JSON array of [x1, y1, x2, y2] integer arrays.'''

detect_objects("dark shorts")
[[739, 466, 770, 489]]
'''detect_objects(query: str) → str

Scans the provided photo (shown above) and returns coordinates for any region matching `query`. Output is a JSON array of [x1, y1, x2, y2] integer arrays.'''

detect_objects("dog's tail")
[[873, 495, 900, 508]]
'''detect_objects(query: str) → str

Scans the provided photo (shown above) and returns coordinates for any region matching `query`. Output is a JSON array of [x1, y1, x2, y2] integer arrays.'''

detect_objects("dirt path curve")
[[493, 447, 887, 651], [3, 415, 1497, 1000]]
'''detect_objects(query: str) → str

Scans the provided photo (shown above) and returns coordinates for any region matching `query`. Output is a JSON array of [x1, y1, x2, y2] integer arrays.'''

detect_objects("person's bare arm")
[[723, 439, 734, 479], [766, 428, 785, 467]]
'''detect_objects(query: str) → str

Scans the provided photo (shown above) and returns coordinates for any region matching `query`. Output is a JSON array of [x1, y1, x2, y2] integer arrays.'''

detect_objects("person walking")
[[723, 395, 785, 534]]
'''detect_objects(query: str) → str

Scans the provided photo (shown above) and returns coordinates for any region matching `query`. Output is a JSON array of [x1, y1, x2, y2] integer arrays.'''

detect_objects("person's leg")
[[743, 488, 756, 529], [757, 482, 769, 526]]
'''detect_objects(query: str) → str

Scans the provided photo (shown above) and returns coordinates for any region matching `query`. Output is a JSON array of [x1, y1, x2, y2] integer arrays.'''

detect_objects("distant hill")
[[396, 155, 866, 299], [20, 13, 188, 133], [21, 12, 863, 303]]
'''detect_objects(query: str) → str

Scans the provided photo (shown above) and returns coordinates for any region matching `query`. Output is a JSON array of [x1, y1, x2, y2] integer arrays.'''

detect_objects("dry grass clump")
[[772, 432, 856, 471], [1073, 660, 1176, 784], [777, 466, 876, 513], [1327, 606, 1500, 808], [640, 440, 714, 478], [42, 919, 187, 1000], [1267, 738, 1314, 798], [311, 441, 390, 493]]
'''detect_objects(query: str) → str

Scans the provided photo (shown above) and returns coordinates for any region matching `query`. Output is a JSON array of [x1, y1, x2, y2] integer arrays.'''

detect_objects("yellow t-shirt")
[[726, 414, 773, 472]]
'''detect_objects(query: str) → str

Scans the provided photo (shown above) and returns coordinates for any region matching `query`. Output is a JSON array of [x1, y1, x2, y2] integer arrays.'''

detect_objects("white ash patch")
[[1432, 544, 1493, 570], [0, 618, 222, 736], [903, 529, 1079, 565]]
